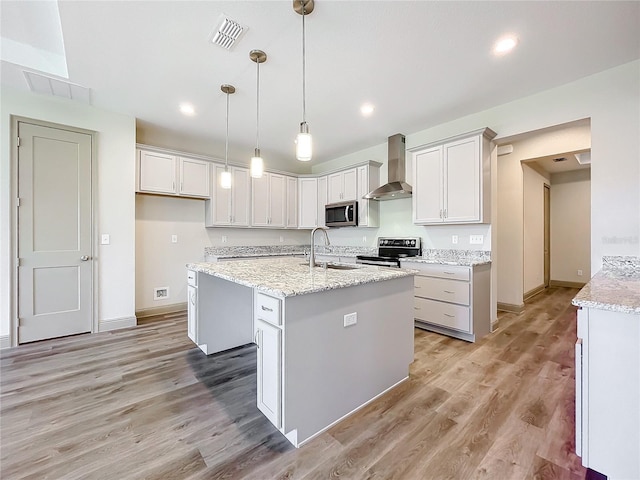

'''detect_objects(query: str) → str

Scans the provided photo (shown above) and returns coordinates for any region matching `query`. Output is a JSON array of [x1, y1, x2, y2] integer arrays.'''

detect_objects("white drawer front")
[[414, 297, 471, 333], [187, 270, 197, 287], [412, 264, 470, 281], [414, 275, 470, 305], [256, 293, 282, 326]]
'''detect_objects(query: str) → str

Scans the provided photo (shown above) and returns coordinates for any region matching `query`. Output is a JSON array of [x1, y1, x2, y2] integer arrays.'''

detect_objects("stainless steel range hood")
[[364, 134, 411, 200]]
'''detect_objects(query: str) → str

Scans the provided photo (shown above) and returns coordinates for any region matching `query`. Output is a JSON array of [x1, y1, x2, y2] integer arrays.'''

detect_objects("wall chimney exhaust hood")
[[364, 134, 411, 200]]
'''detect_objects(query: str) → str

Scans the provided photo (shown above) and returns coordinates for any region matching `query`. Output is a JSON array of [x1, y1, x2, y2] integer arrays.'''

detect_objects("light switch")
[[171, 235, 178, 243], [101, 234, 110, 245], [452, 235, 458, 244]]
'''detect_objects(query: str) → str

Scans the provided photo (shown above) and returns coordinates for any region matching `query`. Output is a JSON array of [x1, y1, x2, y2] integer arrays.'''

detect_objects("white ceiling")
[[2, 1, 639, 173]]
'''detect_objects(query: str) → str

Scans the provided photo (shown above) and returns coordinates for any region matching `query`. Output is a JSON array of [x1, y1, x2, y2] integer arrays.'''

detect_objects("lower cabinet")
[[402, 261, 490, 342], [575, 307, 640, 479], [187, 270, 199, 346], [254, 292, 283, 429]]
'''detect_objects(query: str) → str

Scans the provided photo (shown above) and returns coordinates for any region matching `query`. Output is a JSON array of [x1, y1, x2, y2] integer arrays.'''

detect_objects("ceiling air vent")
[[23, 71, 91, 104], [553, 157, 567, 162], [210, 14, 247, 50]]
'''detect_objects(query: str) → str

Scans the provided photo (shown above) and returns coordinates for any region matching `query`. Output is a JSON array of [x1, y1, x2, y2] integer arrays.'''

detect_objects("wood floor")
[[1, 287, 586, 479]]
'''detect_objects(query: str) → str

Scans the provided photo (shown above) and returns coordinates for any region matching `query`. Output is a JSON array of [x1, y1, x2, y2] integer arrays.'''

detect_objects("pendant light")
[[220, 84, 235, 189], [250, 49, 267, 178], [294, 0, 314, 162]]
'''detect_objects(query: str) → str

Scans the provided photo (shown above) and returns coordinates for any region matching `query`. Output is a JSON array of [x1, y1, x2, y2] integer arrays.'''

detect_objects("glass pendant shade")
[[250, 150, 264, 178], [296, 122, 312, 162], [220, 169, 232, 189]]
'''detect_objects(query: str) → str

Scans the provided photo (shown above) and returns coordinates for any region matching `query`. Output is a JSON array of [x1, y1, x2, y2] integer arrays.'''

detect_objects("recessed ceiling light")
[[179, 103, 195, 116], [493, 35, 518, 55], [360, 103, 375, 117]]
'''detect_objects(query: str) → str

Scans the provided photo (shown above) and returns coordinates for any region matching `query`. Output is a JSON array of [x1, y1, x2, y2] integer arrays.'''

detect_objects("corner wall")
[[0, 86, 136, 339]]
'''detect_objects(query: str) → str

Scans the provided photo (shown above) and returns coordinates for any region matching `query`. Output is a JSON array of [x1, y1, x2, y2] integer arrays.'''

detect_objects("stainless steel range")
[[356, 237, 421, 268]]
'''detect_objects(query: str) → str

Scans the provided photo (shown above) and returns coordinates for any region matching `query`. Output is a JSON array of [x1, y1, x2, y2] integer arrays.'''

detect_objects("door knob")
[[80, 255, 90, 261]]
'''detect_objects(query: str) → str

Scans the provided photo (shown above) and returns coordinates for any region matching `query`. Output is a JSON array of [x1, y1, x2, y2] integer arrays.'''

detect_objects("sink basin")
[[325, 263, 360, 270], [299, 262, 361, 270]]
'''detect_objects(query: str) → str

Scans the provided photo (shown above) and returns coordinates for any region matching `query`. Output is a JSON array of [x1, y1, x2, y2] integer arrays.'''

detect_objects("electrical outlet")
[[153, 287, 169, 300], [452, 235, 458, 244], [171, 234, 178, 243], [344, 312, 357, 327], [362, 235, 367, 243], [577, 269, 583, 276], [222, 235, 228, 243], [469, 235, 484, 245], [101, 234, 110, 245], [279, 235, 284, 243]]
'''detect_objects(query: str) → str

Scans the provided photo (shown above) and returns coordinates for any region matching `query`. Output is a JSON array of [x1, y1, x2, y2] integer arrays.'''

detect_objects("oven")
[[356, 237, 421, 268]]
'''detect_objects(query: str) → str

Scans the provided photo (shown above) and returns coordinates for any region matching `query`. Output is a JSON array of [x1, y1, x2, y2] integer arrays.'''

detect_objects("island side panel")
[[197, 273, 253, 354], [282, 275, 414, 445]]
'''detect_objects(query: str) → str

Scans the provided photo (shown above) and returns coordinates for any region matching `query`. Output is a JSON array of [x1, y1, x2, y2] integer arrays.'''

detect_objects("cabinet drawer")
[[414, 297, 471, 333], [414, 275, 469, 305], [256, 292, 282, 326], [187, 270, 197, 287], [413, 264, 470, 281]]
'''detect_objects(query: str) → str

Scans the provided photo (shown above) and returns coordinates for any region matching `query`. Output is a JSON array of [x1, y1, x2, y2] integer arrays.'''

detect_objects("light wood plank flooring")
[[1, 287, 586, 479]]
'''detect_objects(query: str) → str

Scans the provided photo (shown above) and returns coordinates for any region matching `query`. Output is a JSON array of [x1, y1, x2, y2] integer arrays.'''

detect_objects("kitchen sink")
[[299, 262, 361, 270]]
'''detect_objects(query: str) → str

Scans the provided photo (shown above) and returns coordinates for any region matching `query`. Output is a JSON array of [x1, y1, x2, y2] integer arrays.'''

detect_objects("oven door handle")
[[345, 205, 351, 222]]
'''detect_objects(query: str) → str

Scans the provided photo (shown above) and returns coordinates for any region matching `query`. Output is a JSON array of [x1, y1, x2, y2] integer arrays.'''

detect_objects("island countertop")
[[572, 256, 640, 314], [187, 257, 416, 298]]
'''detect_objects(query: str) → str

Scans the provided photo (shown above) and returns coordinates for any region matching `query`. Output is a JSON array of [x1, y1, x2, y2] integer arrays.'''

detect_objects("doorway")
[[14, 119, 95, 344]]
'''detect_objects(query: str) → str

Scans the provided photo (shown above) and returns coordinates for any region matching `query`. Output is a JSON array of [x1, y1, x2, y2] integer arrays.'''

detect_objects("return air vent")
[[210, 14, 247, 50], [24, 71, 91, 104]]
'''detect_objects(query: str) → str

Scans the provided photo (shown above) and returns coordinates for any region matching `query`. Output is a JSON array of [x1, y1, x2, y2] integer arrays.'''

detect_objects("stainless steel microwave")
[[325, 201, 358, 227]]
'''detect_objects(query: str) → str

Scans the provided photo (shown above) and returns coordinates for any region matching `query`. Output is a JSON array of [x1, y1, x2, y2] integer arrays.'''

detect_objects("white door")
[[413, 146, 443, 223], [268, 174, 286, 227], [17, 122, 93, 343], [445, 136, 480, 222], [256, 319, 282, 428], [342, 168, 358, 201], [231, 167, 250, 226]]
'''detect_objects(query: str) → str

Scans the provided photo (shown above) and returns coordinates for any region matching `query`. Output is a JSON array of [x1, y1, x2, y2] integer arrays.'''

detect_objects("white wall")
[[313, 61, 639, 308], [523, 164, 549, 294], [135, 194, 308, 311], [1, 86, 136, 338], [551, 169, 591, 283]]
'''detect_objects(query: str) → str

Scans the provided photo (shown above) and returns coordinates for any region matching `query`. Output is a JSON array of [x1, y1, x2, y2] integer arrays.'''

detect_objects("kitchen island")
[[186, 257, 416, 447]]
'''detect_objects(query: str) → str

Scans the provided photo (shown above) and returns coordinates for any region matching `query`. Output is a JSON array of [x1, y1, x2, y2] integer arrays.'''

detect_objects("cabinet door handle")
[[261, 305, 273, 312], [444, 290, 455, 294], [443, 209, 447, 218], [254, 330, 260, 347], [443, 272, 456, 275], [414, 307, 420, 310], [444, 313, 455, 318], [439, 209, 443, 219]]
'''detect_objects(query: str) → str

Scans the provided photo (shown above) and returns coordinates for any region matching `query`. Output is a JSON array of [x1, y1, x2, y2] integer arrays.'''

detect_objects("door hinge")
[[17, 137, 21, 147], [16, 198, 20, 207], [16, 258, 21, 267]]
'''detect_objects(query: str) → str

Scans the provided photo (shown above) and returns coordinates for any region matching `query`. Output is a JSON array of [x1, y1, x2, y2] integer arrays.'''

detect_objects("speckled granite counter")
[[572, 256, 640, 314], [204, 245, 376, 260], [188, 256, 415, 297], [400, 249, 491, 266]]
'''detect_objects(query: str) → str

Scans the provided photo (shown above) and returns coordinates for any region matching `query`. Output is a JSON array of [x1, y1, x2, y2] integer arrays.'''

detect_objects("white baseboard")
[[0, 335, 10, 349], [135, 302, 187, 319], [99, 315, 137, 332]]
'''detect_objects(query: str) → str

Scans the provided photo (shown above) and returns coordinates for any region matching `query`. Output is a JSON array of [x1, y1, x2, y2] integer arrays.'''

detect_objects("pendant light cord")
[[256, 60, 260, 150], [301, 0, 306, 124], [225, 91, 229, 170]]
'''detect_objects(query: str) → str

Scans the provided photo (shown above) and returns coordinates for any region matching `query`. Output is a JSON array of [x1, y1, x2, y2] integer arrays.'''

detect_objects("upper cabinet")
[[356, 164, 380, 228], [252, 173, 286, 228], [206, 165, 250, 227], [137, 149, 209, 198], [411, 128, 496, 225], [298, 177, 319, 229], [285, 176, 298, 229], [327, 168, 357, 203]]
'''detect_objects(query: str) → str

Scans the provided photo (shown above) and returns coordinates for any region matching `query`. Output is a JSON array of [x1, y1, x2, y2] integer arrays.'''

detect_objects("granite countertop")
[[204, 245, 376, 260], [187, 257, 416, 298], [400, 249, 491, 267], [572, 256, 640, 314]]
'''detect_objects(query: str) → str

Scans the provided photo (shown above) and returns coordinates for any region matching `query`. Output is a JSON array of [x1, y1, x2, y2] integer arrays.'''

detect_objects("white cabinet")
[[317, 176, 327, 228], [187, 270, 200, 347], [205, 165, 250, 227], [412, 128, 495, 224], [286, 176, 298, 228], [356, 164, 380, 227], [298, 177, 319, 228], [137, 149, 210, 198], [403, 261, 491, 342], [179, 157, 210, 197], [255, 292, 283, 428], [575, 307, 640, 479], [327, 168, 357, 203], [252, 173, 286, 227]]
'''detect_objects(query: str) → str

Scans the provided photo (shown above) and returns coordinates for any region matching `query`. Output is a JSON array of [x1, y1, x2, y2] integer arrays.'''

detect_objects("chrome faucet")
[[309, 227, 330, 270]]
